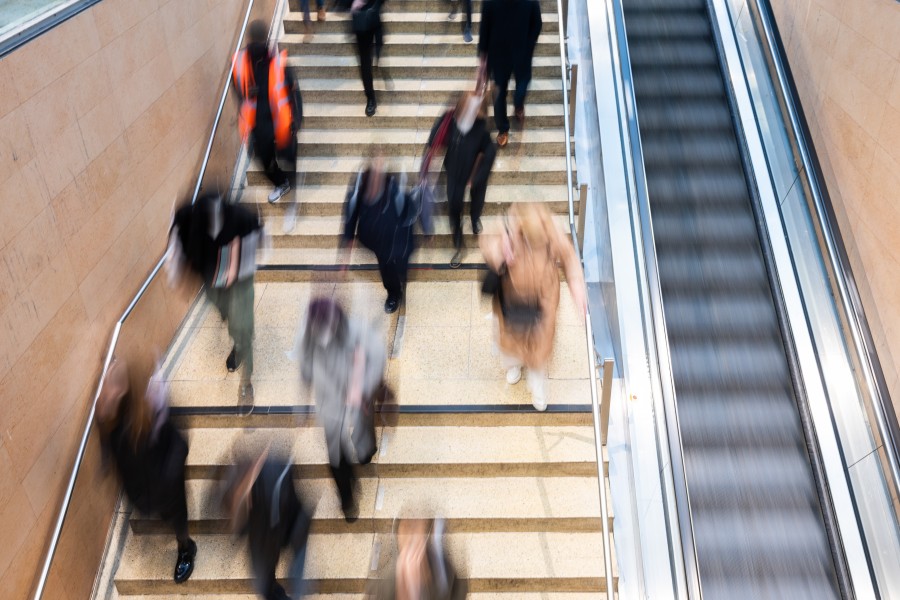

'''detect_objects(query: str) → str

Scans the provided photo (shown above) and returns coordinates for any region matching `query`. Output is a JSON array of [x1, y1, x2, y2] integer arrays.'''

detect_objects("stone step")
[[282, 32, 561, 56], [298, 102, 565, 128], [284, 11, 560, 35], [246, 156, 573, 186], [129, 476, 609, 535], [180, 425, 599, 479], [114, 531, 613, 595], [238, 184, 572, 217], [258, 213, 568, 249], [289, 55, 561, 78], [295, 127, 568, 156], [295, 77, 564, 103]]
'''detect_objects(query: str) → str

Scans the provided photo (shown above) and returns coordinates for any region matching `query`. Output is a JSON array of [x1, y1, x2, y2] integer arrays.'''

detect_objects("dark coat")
[[428, 112, 496, 188], [342, 171, 416, 264], [239, 42, 303, 136], [108, 413, 188, 520], [171, 196, 262, 288], [477, 0, 542, 80]]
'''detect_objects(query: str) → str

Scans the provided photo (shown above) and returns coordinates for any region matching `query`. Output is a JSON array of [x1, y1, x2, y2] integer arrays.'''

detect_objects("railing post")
[[576, 183, 588, 251], [600, 358, 614, 445], [562, 0, 568, 40], [568, 63, 578, 137]]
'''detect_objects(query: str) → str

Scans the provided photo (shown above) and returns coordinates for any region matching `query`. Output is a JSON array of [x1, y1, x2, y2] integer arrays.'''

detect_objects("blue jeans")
[[300, 0, 324, 22], [492, 70, 531, 134]]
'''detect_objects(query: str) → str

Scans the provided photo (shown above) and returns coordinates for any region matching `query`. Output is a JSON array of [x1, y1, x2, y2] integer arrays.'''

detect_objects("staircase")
[[94, 0, 616, 597]]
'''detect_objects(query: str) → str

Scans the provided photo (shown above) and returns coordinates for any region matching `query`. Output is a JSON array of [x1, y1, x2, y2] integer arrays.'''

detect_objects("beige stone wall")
[[0, 0, 248, 596], [768, 0, 900, 407]]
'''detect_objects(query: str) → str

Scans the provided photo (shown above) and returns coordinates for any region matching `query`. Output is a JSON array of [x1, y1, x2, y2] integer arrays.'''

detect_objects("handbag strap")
[[420, 110, 454, 178]]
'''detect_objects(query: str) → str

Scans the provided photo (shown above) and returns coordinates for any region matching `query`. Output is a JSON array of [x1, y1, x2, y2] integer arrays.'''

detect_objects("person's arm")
[[549, 217, 587, 318], [342, 173, 363, 245], [477, 1, 491, 60], [470, 130, 496, 187], [284, 66, 303, 127]]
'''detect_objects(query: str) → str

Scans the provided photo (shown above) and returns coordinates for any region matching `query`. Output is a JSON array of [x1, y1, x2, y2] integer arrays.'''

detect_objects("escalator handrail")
[[555, 2, 614, 595], [30, 2, 260, 597], [750, 0, 900, 519], [602, 0, 703, 596]]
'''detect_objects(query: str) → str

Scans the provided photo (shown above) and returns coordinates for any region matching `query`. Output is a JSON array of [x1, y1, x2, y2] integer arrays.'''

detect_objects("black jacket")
[[477, 0, 542, 79], [244, 459, 310, 571], [172, 195, 262, 288], [343, 171, 416, 264], [428, 112, 496, 188], [108, 413, 188, 518]]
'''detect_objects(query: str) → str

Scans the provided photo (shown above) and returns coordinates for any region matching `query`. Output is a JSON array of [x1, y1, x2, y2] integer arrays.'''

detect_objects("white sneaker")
[[268, 182, 290, 203], [506, 366, 522, 385], [527, 371, 547, 411]]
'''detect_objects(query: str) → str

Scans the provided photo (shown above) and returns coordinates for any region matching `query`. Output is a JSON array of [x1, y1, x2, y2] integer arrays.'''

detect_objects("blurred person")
[[446, 0, 474, 43], [351, 0, 386, 116], [295, 297, 387, 521], [477, 0, 542, 147], [221, 446, 312, 599], [375, 517, 466, 599], [95, 358, 196, 584], [479, 204, 586, 411], [233, 19, 303, 203], [423, 90, 496, 268], [342, 153, 415, 314], [300, 0, 327, 34], [169, 193, 263, 405]]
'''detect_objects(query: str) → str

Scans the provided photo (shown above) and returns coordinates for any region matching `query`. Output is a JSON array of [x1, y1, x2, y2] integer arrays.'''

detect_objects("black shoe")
[[450, 249, 463, 269], [174, 539, 197, 584], [226, 346, 240, 372], [341, 496, 359, 523], [365, 98, 377, 117], [384, 295, 400, 314], [472, 218, 482, 235]]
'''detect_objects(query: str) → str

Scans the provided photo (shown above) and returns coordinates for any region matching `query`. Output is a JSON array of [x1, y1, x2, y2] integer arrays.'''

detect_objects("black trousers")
[[252, 130, 297, 188], [492, 70, 532, 134], [355, 29, 377, 102], [252, 503, 312, 600], [448, 0, 472, 28], [447, 176, 486, 249], [329, 455, 356, 511], [377, 253, 409, 299]]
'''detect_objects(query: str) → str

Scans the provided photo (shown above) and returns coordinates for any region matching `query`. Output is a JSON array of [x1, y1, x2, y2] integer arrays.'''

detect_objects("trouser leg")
[[276, 140, 298, 190], [254, 135, 288, 188], [513, 69, 532, 111], [328, 454, 355, 509], [463, 0, 472, 29], [469, 178, 487, 225], [300, 0, 311, 21], [286, 505, 312, 598], [355, 31, 376, 102], [227, 278, 255, 385], [447, 178, 465, 249], [377, 255, 404, 299], [492, 74, 511, 134]]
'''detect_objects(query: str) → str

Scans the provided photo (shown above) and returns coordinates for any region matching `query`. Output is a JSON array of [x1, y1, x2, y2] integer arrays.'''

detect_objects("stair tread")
[[284, 11, 560, 23], [280, 32, 561, 45]]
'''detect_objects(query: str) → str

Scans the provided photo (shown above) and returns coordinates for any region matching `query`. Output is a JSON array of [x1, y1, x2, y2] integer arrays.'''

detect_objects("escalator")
[[620, 0, 844, 596]]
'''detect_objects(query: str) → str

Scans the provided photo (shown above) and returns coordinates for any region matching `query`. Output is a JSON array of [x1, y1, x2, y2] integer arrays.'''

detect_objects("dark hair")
[[303, 297, 349, 353], [248, 20, 268, 45]]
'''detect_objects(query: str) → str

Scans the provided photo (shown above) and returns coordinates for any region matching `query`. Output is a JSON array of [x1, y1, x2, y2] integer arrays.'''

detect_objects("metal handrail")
[[555, 1, 615, 595], [30, 2, 258, 597], [602, 0, 700, 595], [750, 0, 900, 519]]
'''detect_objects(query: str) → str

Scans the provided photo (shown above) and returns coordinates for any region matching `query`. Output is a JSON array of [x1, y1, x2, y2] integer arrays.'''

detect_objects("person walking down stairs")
[[299, 0, 326, 36], [168, 193, 263, 406], [233, 19, 303, 204], [293, 298, 387, 523], [422, 91, 497, 268], [477, 0, 542, 147], [480, 204, 587, 411], [95, 358, 197, 585], [350, 0, 386, 116], [221, 446, 312, 600]]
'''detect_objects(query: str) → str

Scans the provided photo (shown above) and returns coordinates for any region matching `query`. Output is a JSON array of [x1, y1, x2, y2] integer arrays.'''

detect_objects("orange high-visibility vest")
[[232, 49, 293, 149]]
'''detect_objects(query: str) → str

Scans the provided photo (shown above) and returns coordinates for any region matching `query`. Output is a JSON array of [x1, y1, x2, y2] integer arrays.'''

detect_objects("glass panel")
[[848, 451, 900, 593], [0, 0, 73, 38], [782, 181, 877, 464], [735, 8, 798, 203]]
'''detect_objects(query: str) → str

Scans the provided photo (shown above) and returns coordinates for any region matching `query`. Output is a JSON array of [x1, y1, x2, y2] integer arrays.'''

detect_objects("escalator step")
[[623, 0, 705, 10], [656, 249, 769, 292], [659, 291, 780, 342], [668, 338, 792, 392], [633, 68, 725, 100], [636, 99, 733, 131], [641, 132, 740, 167], [628, 41, 719, 68], [624, 12, 710, 38]]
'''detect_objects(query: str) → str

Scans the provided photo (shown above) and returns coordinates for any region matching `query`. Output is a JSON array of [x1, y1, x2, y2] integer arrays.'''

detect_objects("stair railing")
[[556, 0, 615, 595], [30, 1, 261, 597]]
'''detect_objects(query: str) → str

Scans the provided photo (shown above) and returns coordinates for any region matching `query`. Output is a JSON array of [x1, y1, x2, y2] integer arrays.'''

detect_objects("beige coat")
[[479, 204, 585, 370]]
